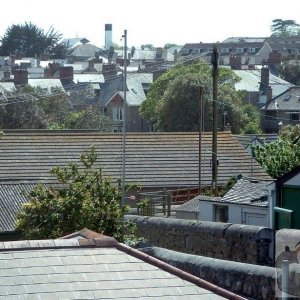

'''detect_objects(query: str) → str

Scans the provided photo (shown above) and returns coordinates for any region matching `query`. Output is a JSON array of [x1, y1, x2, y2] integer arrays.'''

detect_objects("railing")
[[136, 187, 199, 217]]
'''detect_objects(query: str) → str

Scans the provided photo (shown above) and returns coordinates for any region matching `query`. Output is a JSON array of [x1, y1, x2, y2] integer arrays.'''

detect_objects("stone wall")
[[125, 215, 274, 266], [140, 246, 276, 300]]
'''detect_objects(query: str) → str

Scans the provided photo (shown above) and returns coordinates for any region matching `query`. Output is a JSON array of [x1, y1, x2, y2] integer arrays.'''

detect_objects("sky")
[[0, 0, 300, 48]]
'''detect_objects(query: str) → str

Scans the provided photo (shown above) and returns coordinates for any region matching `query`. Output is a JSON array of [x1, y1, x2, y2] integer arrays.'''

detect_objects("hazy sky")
[[1, 0, 300, 48]]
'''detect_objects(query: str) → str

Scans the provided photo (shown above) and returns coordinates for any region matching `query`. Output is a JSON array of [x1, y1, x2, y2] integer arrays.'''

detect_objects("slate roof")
[[28, 79, 65, 93], [74, 74, 105, 84], [197, 176, 273, 207], [0, 82, 16, 92], [70, 44, 101, 58], [174, 195, 221, 213], [98, 73, 152, 106], [233, 70, 293, 98], [0, 232, 242, 299], [233, 134, 278, 149], [0, 130, 271, 188], [261, 86, 300, 111]]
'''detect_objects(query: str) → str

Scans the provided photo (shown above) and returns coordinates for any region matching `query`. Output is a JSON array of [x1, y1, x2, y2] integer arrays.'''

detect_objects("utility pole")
[[198, 86, 203, 195], [122, 30, 127, 206], [211, 46, 219, 196]]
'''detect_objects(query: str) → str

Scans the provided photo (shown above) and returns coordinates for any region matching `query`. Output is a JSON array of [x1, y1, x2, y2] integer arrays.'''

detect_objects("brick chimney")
[[268, 51, 281, 65], [260, 67, 270, 89], [229, 55, 242, 70], [59, 66, 74, 81], [102, 64, 117, 80], [259, 67, 272, 103], [13, 69, 28, 85]]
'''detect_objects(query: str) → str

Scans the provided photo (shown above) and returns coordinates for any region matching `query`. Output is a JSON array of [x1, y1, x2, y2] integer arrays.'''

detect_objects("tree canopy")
[[0, 86, 112, 131], [254, 125, 300, 178], [140, 59, 251, 133], [0, 22, 68, 58], [16, 147, 136, 241], [271, 19, 300, 37], [278, 58, 300, 85]]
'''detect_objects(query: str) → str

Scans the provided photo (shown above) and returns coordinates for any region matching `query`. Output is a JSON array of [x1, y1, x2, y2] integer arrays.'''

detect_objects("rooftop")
[[0, 229, 245, 299]]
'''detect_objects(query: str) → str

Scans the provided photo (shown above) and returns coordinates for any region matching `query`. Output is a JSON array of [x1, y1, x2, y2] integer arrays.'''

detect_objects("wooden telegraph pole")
[[211, 46, 219, 196], [198, 86, 203, 195]]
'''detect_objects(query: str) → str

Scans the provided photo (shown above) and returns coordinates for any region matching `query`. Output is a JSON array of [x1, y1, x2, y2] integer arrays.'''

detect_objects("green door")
[[282, 187, 300, 229]]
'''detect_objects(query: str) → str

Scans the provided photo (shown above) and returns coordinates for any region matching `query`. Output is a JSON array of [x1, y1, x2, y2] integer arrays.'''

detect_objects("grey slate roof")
[[261, 86, 300, 111], [197, 177, 273, 207], [0, 182, 37, 232], [0, 130, 271, 188], [28, 79, 65, 93], [99, 73, 152, 106], [174, 195, 221, 213], [0, 236, 229, 299], [234, 70, 293, 97], [70, 44, 101, 58]]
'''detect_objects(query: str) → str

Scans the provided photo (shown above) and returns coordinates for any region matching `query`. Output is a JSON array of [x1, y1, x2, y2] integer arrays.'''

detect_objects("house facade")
[[260, 86, 300, 133]]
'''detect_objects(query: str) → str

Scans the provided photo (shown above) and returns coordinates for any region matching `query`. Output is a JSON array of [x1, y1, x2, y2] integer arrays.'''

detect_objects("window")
[[290, 113, 299, 121], [221, 48, 229, 54], [103, 107, 108, 115], [193, 48, 200, 54], [214, 205, 228, 223], [113, 107, 123, 121], [236, 48, 244, 53]]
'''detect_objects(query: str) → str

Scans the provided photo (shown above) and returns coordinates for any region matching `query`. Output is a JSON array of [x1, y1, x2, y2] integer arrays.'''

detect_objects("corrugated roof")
[[0, 130, 271, 188], [0, 182, 37, 232]]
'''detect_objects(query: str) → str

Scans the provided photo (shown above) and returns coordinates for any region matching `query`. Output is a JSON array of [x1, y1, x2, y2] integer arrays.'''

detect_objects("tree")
[[278, 58, 300, 85], [271, 19, 300, 37], [241, 104, 262, 134], [140, 59, 246, 133], [0, 86, 112, 131], [254, 125, 300, 178], [64, 106, 112, 131], [0, 22, 68, 58], [16, 147, 136, 241]]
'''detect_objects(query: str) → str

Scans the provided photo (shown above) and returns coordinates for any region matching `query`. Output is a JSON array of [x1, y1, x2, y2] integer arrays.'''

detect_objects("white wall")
[[199, 201, 269, 227]]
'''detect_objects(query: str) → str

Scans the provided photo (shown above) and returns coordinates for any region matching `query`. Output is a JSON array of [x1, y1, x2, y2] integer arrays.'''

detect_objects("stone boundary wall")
[[140, 246, 276, 300], [125, 215, 274, 266]]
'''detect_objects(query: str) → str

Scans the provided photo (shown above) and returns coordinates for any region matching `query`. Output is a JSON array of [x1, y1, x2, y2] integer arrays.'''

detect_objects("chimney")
[[13, 69, 28, 85], [59, 66, 74, 81], [260, 67, 270, 88], [229, 55, 242, 70], [105, 24, 112, 50], [102, 63, 117, 80]]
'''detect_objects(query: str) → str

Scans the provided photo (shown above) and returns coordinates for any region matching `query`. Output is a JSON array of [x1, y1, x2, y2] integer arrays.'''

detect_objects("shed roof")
[[0, 182, 37, 232], [0, 130, 271, 188], [0, 231, 245, 299]]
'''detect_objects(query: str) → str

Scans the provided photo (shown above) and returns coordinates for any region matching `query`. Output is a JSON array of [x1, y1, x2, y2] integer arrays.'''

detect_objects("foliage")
[[64, 106, 112, 131], [141, 44, 155, 50], [254, 125, 300, 178], [16, 147, 137, 241], [163, 43, 179, 50], [0, 22, 67, 58], [140, 59, 245, 132], [241, 104, 262, 134], [271, 19, 300, 37], [219, 176, 238, 196], [278, 58, 300, 85], [0, 87, 112, 131]]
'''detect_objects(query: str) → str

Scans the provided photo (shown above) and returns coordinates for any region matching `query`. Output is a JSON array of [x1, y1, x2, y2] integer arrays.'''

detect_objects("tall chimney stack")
[[105, 24, 112, 50]]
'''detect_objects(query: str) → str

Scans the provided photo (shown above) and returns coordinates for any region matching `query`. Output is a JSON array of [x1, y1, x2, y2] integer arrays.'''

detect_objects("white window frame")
[[113, 107, 123, 121]]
